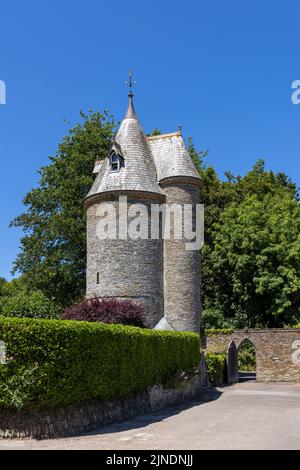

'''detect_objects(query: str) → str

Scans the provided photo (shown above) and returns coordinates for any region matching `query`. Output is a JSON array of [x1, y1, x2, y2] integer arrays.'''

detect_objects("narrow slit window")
[[96, 272, 100, 284]]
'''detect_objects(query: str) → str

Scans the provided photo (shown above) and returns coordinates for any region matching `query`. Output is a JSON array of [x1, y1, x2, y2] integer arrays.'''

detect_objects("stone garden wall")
[[205, 329, 300, 382], [0, 376, 202, 439]]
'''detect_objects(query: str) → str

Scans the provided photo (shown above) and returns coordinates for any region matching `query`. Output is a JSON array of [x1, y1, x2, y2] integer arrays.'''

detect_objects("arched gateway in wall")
[[227, 341, 238, 384], [205, 329, 300, 383]]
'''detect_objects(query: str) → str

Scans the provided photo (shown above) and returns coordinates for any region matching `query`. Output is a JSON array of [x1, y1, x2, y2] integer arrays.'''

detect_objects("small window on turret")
[[96, 272, 100, 284], [110, 153, 120, 172]]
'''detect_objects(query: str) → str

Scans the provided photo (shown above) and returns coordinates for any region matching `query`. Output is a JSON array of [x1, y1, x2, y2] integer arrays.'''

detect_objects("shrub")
[[238, 350, 256, 371], [205, 352, 226, 386], [238, 341, 256, 371], [1, 290, 60, 319], [0, 317, 200, 409], [0, 278, 60, 319], [202, 308, 228, 329], [61, 298, 147, 328]]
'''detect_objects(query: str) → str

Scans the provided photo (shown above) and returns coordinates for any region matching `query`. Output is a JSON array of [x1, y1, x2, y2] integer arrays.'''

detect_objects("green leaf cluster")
[[0, 278, 60, 319], [202, 191, 300, 328], [189, 145, 300, 329], [11, 111, 116, 307], [205, 352, 226, 386]]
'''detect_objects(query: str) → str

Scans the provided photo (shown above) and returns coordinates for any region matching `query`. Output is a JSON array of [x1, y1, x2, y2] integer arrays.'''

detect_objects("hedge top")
[[0, 316, 200, 344]]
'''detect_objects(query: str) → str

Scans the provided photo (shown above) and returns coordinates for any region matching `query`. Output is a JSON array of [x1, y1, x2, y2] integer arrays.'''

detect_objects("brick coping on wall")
[[0, 376, 203, 439]]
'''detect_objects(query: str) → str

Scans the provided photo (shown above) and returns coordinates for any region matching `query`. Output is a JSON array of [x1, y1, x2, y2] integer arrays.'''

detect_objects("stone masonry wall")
[[162, 180, 201, 333], [205, 329, 300, 382], [86, 193, 164, 328], [0, 376, 202, 439]]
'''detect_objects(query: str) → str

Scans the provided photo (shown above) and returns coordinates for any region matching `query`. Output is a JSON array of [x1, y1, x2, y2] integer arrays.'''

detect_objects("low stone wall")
[[0, 376, 202, 439], [205, 329, 300, 383]]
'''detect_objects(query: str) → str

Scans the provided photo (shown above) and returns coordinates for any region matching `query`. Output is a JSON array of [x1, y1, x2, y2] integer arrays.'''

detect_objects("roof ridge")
[[147, 131, 181, 141]]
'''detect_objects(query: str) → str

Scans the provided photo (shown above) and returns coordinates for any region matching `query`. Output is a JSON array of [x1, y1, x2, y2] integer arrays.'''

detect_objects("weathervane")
[[125, 69, 136, 97]]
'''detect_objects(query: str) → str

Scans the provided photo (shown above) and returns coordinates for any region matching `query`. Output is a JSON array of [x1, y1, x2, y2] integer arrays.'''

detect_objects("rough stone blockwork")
[[0, 377, 202, 439], [205, 329, 300, 382], [86, 195, 164, 328]]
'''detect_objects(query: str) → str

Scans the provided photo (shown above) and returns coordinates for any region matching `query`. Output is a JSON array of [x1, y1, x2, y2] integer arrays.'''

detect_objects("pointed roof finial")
[[125, 68, 136, 97], [124, 69, 137, 119]]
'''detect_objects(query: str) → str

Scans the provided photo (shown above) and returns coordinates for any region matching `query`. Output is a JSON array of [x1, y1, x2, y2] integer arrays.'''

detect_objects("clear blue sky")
[[1, 0, 300, 280]]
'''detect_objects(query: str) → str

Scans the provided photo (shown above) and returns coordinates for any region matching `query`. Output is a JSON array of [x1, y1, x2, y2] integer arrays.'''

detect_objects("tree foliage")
[[11, 111, 115, 307], [200, 160, 300, 328], [0, 277, 60, 319], [8, 116, 300, 328]]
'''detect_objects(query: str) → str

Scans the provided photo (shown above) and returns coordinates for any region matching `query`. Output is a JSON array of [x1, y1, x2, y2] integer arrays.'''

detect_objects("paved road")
[[1, 381, 300, 450]]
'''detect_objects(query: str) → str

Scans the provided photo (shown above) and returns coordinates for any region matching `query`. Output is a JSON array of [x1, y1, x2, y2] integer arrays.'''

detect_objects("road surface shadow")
[[81, 387, 223, 437]]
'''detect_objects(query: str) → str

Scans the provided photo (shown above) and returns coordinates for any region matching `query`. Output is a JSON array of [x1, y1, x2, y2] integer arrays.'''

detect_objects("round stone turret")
[[85, 89, 202, 333], [85, 95, 165, 328], [148, 133, 202, 333]]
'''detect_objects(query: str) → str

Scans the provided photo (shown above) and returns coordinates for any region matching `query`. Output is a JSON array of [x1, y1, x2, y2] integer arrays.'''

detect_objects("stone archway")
[[227, 341, 238, 384], [238, 338, 256, 382], [205, 328, 300, 382]]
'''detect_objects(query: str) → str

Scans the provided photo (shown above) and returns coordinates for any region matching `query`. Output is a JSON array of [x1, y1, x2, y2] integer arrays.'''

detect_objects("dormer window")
[[110, 152, 122, 172], [108, 140, 124, 173], [111, 153, 120, 172]]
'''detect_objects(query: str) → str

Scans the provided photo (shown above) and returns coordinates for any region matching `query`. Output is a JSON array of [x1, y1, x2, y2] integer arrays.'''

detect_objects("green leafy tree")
[[0, 278, 60, 318], [202, 192, 300, 328], [189, 151, 300, 328], [11, 111, 115, 308], [0, 278, 6, 296]]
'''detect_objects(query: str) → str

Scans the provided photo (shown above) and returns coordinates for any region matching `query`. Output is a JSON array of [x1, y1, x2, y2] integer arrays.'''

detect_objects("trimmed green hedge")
[[0, 317, 200, 409], [205, 352, 226, 386]]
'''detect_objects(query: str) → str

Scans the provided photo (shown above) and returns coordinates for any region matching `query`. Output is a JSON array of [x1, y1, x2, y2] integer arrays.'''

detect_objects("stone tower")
[[148, 133, 202, 333], [85, 89, 202, 332]]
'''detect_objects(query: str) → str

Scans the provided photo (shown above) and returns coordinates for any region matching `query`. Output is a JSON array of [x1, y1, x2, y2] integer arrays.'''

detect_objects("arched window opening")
[[238, 339, 256, 382]]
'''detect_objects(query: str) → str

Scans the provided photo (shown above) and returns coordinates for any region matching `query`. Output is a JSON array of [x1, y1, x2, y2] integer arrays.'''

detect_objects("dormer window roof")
[[108, 139, 124, 173]]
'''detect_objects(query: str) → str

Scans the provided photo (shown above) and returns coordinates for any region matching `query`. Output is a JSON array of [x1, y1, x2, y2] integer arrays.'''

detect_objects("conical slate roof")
[[147, 132, 202, 184], [86, 96, 163, 199]]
